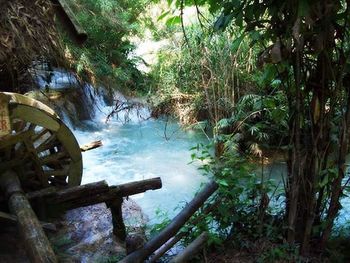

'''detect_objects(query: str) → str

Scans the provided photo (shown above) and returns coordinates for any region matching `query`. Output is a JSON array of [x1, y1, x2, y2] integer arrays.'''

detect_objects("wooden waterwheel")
[[0, 92, 82, 192]]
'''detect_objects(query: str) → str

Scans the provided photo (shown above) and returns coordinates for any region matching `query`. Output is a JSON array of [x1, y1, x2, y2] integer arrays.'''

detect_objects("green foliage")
[[219, 91, 289, 155], [149, 209, 172, 237], [62, 0, 148, 93], [257, 244, 300, 263], [161, 0, 350, 255], [186, 142, 283, 249], [150, 25, 258, 126]]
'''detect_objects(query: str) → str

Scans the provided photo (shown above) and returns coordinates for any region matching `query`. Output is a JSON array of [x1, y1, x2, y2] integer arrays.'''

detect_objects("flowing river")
[[71, 97, 209, 224]]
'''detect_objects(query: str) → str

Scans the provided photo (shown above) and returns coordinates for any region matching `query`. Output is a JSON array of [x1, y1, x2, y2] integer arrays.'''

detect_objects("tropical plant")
[[61, 0, 148, 93], [150, 26, 258, 127], [165, 0, 350, 256]]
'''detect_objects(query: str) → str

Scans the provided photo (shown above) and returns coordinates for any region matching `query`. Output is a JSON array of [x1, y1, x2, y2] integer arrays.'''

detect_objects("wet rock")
[[0, 198, 148, 263], [126, 233, 146, 255], [50, 198, 148, 262]]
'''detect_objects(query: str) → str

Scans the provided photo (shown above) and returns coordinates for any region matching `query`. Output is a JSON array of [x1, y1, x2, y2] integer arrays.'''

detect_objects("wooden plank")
[[26, 187, 57, 200], [43, 178, 162, 211], [80, 140, 103, 152], [47, 180, 109, 203]]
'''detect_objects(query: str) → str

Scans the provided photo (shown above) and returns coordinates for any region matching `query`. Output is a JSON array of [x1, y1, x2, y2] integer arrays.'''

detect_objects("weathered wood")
[[106, 197, 126, 241], [119, 180, 218, 263], [80, 140, 103, 152], [150, 201, 218, 262], [26, 187, 57, 200], [150, 234, 183, 262], [0, 93, 11, 136], [51, 0, 88, 43], [0, 211, 57, 232], [0, 170, 57, 263], [169, 232, 208, 263], [22, 178, 162, 219], [112, 177, 162, 197], [5, 92, 83, 188], [50, 177, 162, 210], [47, 180, 109, 204]]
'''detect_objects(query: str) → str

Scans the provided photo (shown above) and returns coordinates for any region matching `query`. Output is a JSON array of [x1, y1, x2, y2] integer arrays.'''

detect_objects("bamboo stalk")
[[119, 180, 218, 263]]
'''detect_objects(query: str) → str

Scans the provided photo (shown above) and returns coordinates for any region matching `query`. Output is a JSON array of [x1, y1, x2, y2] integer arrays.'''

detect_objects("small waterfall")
[[29, 66, 120, 128], [30, 66, 208, 225]]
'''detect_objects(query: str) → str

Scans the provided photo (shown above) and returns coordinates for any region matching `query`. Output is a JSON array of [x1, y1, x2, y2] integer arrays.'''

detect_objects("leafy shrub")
[[62, 0, 148, 93], [150, 26, 258, 126], [183, 142, 283, 250]]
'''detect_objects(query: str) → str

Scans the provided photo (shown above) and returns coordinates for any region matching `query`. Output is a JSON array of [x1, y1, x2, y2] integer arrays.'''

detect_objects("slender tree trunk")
[[321, 88, 350, 248]]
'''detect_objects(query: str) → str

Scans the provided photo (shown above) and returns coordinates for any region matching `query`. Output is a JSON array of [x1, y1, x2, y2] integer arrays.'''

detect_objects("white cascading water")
[[73, 87, 209, 223], [34, 67, 350, 229], [32, 66, 208, 223]]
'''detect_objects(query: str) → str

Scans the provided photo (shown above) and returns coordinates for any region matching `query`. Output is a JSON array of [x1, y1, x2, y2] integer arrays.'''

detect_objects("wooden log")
[[11, 178, 161, 219], [80, 140, 103, 152], [113, 177, 162, 197], [150, 234, 183, 262], [169, 232, 208, 263], [106, 197, 126, 241], [119, 180, 218, 263], [0, 211, 57, 232], [49, 177, 162, 210], [26, 187, 57, 200], [0, 170, 57, 263], [150, 200, 219, 262], [47, 180, 109, 204]]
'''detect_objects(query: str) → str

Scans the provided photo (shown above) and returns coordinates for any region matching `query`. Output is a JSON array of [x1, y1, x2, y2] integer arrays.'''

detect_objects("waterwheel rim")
[[0, 92, 82, 190]]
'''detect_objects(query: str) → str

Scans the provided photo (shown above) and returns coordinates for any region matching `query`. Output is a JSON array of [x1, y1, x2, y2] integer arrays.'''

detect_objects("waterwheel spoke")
[[23, 139, 48, 187], [48, 176, 68, 186], [44, 169, 68, 177], [12, 120, 27, 132], [40, 151, 68, 165], [0, 130, 33, 150], [2, 92, 82, 190], [36, 134, 59, 153], [32, 128, 51, 142], [0, 154, 30, 172]]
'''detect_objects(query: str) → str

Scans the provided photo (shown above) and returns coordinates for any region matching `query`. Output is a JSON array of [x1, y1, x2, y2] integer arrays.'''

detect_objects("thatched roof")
[[0, 0, 64, 92]]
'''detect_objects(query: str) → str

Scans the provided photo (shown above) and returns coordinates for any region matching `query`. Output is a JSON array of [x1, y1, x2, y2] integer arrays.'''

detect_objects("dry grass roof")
[[0, 0, 64, 75]]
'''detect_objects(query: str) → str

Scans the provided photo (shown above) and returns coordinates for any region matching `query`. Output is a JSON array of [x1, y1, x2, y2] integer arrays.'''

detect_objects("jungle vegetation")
[[3, 0, 350, 261], [60, 0, 350, 260], [148, 0, 350, 261]]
